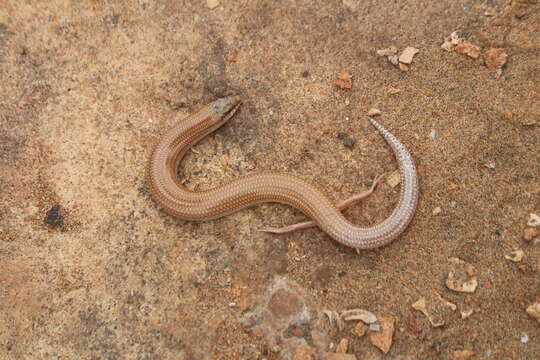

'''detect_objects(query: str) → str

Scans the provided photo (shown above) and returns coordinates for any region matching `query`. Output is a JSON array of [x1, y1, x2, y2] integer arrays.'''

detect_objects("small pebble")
[[450, 31, 462, 45], [523, 227, 539, 241], [461, 309, 474, 319], [369, 323, 380, 332], [386, 170, 401, 188], [455, 42, 481, 59], [527, 213, 540, 227], [387, 87, 401, 95], [369, 316, 395, 354], [387, 54, 399, 65], [520, 333, 529, 344], [485, 162, 496, 169], [446, 258, 477, 293], [432, 207, 442, 216], [526, 300, 540, 324], [412, 295, 456, 327], [367, 108, 381, 117], [334, 72, 353, 89], [399, 46, 419, 64], [505, 249, 524, 262], [44, 204, 63, 226], [398, 63, 409, 71], [428, 129, 436, 139], [206, 0, 220, 9]]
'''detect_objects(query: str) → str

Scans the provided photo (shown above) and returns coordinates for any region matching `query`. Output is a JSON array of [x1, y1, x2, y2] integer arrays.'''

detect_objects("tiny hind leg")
[[259, 173, 388, 234]]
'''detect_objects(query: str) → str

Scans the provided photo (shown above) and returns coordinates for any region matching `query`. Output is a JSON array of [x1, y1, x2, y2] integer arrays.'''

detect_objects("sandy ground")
[[1, 0, 539, 359]]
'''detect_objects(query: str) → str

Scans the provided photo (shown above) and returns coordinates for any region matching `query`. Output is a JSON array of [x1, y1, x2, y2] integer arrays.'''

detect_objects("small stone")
[[399, 63, 409, 71], [369, 316, 395, 354], [523, 228, 539, 241], [388, 87, 401, 95], [367, 108, 382, 117], [351, 322, 368, 337], [369, 323, 380, 331], [450, 31, 462, 45], [432, 207, 442, 216], [335, 338, 348, 353], [446, 257, 478, 293], [485, 162, 496, 169], [399, 46, 419, 64], [505, 249, 524, 262], [341, 309, 377, 323], [342, 138, 356, 148], [301, 71, 310, 78], [229, 302, 237, 307], [527, 213, 540, 227], [376, 46, 398, 56], [387, 54, 399, 65], [441, 41, 454, 52], [206, 0, 220, 9], [227, 55, 237, 62], [484, 48, 508, 69], [337, 132, 356, 149], [448, 183, 459, 190], [455, 42, 481, 59], [461, 309, 474, 319], [387, 170, 401, 188], [521, 333, 529, 343], [294, 346, 315, 360], [326, 353, 357, 360], [412, 293, 456, 327], [334, 72, 353, 89], [428, 129, 436, 139], [44, 204, 63, 226], [453, 349, 475, 360], [526, 300, 540, 324]]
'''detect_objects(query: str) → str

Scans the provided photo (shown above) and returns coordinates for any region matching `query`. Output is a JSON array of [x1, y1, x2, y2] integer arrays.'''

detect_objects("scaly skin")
[[147, 96, 419, 249]]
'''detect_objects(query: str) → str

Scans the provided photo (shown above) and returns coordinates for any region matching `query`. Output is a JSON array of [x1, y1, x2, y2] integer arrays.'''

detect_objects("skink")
[[147, 96, 418, 249]]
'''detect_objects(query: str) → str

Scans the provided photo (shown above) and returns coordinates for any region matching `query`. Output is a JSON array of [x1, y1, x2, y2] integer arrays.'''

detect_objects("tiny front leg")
[[259, 173, 388, 235]]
